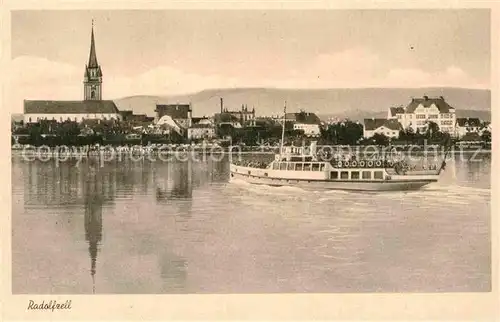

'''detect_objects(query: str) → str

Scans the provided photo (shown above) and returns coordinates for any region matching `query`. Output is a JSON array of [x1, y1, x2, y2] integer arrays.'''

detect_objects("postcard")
[[1, 1, 498, 320]]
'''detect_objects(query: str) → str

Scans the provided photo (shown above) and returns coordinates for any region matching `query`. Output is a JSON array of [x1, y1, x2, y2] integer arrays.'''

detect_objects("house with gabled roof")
[[386, 96, 456, 136], [285, 111, 322, 137], [363, 118, 402, 139], [23, 23, 121, 124]]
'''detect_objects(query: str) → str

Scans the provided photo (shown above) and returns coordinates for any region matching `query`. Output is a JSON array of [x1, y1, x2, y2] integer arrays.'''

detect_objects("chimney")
[[220, 98, 223, 113]]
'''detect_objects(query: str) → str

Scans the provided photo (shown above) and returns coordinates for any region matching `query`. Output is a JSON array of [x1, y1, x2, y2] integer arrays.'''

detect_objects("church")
[[23, 23, 121, 124]]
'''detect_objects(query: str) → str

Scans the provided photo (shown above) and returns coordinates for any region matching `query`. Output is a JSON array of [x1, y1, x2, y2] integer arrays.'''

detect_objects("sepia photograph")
[[3, 4, 497, 320]]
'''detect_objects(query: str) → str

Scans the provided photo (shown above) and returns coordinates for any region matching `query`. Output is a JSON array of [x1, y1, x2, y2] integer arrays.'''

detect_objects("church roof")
[[24, 100, 120, 114]]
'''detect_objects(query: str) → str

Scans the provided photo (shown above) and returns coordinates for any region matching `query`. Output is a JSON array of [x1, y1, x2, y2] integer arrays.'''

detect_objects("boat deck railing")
[[231, 159, 269, 169]]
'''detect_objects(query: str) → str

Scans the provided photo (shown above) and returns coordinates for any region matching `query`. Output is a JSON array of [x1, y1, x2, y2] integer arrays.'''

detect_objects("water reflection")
[[12, 153, 490, 293], [14, 156, 229, 293], [83, 171, 103, 294]]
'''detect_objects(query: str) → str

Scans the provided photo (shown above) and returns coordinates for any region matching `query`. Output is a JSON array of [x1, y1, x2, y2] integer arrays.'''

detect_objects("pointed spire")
[[88, 20, 99, 68]]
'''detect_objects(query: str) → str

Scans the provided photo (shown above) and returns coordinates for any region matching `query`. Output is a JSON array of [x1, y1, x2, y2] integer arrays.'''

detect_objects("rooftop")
[[364, 118, 402, 131], [24, 100, 120, 114], [405, 96, 455, 113]]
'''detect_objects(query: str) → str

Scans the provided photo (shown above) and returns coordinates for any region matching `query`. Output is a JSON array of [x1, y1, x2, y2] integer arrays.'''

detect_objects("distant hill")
[[112, 87, 491, 121]]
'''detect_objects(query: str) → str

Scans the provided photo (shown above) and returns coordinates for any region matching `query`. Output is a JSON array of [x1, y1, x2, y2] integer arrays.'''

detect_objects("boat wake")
[[229, 178, 489, 207]]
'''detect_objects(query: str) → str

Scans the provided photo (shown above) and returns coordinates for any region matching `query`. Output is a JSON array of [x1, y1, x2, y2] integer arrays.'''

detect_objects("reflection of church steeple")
[[84, 176, 103, 294]]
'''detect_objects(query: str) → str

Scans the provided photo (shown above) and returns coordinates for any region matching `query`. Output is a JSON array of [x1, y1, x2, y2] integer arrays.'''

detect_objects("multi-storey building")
[[387, 96, 456, 135]]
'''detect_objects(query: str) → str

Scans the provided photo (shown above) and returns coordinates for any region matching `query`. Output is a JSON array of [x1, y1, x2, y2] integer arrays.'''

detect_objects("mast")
[[280, 101, 286, 155]]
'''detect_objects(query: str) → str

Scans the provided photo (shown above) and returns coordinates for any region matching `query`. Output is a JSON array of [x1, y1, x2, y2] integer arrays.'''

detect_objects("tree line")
[[12, 119, 492, 147]]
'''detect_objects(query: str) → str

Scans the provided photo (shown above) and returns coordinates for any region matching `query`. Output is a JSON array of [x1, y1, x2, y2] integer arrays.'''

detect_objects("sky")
[[7, 9, 491, 112]]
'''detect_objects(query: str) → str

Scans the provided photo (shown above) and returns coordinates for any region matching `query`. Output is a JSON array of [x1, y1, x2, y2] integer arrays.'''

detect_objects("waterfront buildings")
[[23, 23, 121, 124], [155, 104, 193, 129], [363, 118, 402, 139], [187, 124, 216, 140], [214, 98, 256, 127], [285, 111, 322, 137], [387, 96, 456, 135]]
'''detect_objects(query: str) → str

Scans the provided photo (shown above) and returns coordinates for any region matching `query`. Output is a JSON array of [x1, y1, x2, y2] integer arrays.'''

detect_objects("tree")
[[425, 121, 440, 139], [371, 133, 390, 146], [481, 130, 491, 143], [321, 121, 363, 145]]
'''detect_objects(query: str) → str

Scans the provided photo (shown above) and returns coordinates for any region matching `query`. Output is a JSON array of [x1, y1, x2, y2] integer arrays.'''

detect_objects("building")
[[24, 101, 121, 123], [155, 104, 192, 129], [285, 111, 322, 137], [455, 117, 481, 138], [187, 124, 216, 140], [387, 96, 456, 135], [23, 22, 121, 124], [213, 113, 242, 128], [363, 118, 402, 139], [387, 106, 405, 119], [120, 110, 155, 123], [214, 98, 255, 127], [192, 117, 213, 126]]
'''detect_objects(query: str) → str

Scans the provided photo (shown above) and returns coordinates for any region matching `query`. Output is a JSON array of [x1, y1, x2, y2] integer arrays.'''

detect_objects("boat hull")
[[229, 165, 438, 191]]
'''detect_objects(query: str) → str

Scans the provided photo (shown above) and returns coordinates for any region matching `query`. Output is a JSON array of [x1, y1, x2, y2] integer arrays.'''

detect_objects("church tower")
[[83, 21, 103, 101]]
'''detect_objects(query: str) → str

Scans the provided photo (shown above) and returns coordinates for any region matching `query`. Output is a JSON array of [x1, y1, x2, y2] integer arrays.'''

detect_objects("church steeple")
[[84, 20, 103, 101], [88, 21, 99, 68]]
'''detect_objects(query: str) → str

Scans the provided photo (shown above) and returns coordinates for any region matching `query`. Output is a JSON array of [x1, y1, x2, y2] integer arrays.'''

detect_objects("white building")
[[187, 124, 216, 140], [286, 111, 322, 137], [363, 118, 402, 138], [293, 123, 321, 137], [455, 117, 481, 138], [387, 96, 456, 135]]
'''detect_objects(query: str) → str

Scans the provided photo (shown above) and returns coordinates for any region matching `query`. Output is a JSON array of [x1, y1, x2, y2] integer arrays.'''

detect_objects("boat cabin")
[[271, 161, 327, 171], [269, 161, 389, 181]]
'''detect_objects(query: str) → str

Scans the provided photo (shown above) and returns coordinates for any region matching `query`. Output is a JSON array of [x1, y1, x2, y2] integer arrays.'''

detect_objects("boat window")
[[272, 163, 279, 170], [362, 171, 371, 179], [374, 171, 384, 179], [280, 163, 287, 170], [320, 163, 325, 171], [295, 163, 303, 171], [287, 163, 294, 170], [304, 163, 312, 171], [330, 171, 338, 179], [351, 171, 360, 179], [340, 171, 349, 179], [312, 163, 320, 171]]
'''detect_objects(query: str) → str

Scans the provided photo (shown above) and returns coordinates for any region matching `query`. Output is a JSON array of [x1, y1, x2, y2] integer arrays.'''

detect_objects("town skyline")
[[7, 9, 491, 114]]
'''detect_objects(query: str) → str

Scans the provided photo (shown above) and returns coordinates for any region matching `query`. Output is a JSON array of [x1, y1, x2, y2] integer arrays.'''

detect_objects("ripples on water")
[[11, 153, 491, 294]]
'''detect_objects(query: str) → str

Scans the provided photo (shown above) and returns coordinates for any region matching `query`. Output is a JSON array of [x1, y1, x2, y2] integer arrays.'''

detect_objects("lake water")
[[11, 152, 491, 293]]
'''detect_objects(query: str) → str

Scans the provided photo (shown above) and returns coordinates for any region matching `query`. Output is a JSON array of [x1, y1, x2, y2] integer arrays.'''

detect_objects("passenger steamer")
[[229, 105, 445, 191]]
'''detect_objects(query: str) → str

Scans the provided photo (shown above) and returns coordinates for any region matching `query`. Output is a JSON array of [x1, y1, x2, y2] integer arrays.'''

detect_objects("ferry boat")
[[229, 104, 445, 191], [229, 142, 444, 191]]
